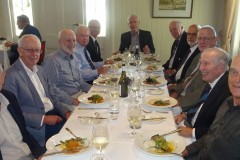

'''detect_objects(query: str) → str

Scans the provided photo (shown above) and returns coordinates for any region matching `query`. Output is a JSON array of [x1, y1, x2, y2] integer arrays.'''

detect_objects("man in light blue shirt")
[[74, 25, 105, 84]]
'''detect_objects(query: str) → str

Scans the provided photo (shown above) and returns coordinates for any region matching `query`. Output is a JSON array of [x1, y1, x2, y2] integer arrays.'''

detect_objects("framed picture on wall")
[[153, 0, 193, 18]]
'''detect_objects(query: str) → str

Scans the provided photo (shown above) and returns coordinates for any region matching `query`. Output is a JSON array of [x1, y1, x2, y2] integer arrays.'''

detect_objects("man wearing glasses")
[[3, 34, 70, 147]]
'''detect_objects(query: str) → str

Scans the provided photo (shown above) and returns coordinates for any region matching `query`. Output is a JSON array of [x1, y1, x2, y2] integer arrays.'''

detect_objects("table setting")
[[43, 53, 192, 160]]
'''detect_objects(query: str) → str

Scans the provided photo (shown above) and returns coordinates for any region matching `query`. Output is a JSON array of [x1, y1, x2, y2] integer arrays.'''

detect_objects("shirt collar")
[[209, 72, 225, 89], [227, 98, 240, 113], [190, 44, 198, 53], [19, 58, 38, 75], [90, 35, 96, 41]]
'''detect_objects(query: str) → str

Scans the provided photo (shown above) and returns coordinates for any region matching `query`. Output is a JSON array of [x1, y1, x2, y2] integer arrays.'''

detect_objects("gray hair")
[[18, 34, 41, 47], [200, 25, 217, 37], [17, 15, 30, 24]]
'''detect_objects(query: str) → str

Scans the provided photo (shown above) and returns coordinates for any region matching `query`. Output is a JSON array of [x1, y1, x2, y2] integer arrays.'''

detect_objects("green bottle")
[[119, 71, 128, 97]]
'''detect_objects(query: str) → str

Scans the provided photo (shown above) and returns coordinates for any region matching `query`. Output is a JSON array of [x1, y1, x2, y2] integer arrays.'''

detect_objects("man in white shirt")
[[3, 34, 71, 147], [0, 69, 46, 160]]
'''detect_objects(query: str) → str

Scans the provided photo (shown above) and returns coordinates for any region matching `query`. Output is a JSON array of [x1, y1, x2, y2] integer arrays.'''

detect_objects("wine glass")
[[127, 104, 142, 137], [109, 83, 120, 114], [92, 123, 109, 160]]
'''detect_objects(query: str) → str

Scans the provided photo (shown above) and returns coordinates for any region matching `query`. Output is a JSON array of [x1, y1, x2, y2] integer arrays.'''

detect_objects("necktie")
[[187, 84, 211, 121], [84, 48, 96, 70], [95, 40, 100, 54]]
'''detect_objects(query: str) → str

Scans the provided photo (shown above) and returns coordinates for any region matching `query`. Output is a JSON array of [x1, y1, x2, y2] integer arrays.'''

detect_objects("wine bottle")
[[119, 71, 128, 97], [134, 44, 140, 60]]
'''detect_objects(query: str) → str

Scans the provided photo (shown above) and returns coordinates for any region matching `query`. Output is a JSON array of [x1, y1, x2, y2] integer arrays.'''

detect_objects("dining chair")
[[38, 41, 46, 65]]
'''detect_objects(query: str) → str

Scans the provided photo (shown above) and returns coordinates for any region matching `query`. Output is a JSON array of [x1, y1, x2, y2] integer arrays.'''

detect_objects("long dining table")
[[43, 55, 193, 160]]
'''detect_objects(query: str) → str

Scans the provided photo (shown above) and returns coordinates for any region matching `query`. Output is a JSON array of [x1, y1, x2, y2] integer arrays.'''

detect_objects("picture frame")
[[152, 0, 193, 18]]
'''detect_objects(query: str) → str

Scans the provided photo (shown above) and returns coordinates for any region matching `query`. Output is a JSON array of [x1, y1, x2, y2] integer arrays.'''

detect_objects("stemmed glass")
[[127, 104, 142, 137], [92, 123, 109, 160]]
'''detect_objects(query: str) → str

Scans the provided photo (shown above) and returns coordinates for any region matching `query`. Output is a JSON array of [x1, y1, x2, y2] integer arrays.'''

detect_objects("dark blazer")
[[163, 31, 190, 70], [119, 29, 155, 53], [174, 47, 200, 83], [10, 24, 42, 64], [86, 36, 103, 62], [0, 89, 46, 159], [186, 72, 231, 139]]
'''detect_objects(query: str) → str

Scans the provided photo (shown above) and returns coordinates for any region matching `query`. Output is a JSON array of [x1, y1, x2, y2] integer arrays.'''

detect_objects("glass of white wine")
[[127, 104, 142, 137], [109, 83, 120, 114], [92, 123, 109, 160]]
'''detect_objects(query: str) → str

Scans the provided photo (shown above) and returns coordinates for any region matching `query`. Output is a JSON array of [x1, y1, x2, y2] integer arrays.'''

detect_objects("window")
[[85, 0, 106, 37], [11, 0, 33, 36]]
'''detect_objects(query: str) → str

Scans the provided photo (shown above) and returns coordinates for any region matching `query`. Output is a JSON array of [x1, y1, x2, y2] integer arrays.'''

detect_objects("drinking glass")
[[92, 123, 109, 160], [127, 104, 142, 137], [109, 83, 120, 114]]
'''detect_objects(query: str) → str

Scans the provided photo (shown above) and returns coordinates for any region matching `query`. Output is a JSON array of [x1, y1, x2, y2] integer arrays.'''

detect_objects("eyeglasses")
[[187, 33, 197, 36], [20, 47, 42, 54], [197, 37, 215, 41]]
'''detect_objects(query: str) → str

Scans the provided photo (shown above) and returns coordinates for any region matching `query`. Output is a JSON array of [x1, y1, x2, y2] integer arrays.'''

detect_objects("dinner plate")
[[78, 93, 111, 106], [142, 64, 163, 72], [142, 77, 167, 87], [143, 95, 177, 109], [147, 89, 164, 95], [46, 133, 92, 156], [134, 130, 186, 157], [93, 76, 119, 86]]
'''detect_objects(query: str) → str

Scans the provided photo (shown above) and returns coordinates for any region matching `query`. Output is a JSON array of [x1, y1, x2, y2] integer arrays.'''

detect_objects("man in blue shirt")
[[74, 25, 105, 84]]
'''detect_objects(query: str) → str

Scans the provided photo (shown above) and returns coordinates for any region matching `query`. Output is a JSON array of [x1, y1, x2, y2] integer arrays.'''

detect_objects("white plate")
[[46, 133, 92, 156], [134, 130, 186, 156], [142, 77, 167, 87], [148, 89, 164, 95], [143, 96, 177, 109], [143, 65, 163, 72], [78, 93, 110, 106], [93, 76, 119, 86]]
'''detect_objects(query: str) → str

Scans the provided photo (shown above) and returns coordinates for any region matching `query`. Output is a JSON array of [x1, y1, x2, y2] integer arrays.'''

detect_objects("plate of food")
[[147, 89, 164, 95], [45, 133, 92, 156], [78, 93, 110, 106], [143, 96, 177, 109], [142, 77, 167, 87], [143, 64, 163, 72], [134, 130, 185, 157], [93, 77, 119, 86]]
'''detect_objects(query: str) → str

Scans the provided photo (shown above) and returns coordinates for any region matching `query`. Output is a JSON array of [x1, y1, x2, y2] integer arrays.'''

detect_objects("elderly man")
[[169, 24, 201, 84], [3, 34, 70, 147], [0, 70, 46, 160], [170, 26, 219, 108], [5, 15, 42, 65], [44, 29, 91, 111], [74, 25, 105, 84], [163, 21, 190, 75], [86, 20, 104, 65], [118, 15, 155, 54], [182, 55, 240, 160], [175, 47, 231, 140]]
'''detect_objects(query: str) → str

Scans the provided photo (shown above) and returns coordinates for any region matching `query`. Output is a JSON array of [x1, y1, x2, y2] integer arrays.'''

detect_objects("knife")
[[158, 129, 181, 137], [78, 116, 108, 119], [142, 117, 166, 121]]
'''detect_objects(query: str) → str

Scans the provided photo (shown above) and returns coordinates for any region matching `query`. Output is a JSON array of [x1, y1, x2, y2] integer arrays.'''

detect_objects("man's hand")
[[4, 41, 14, 47], [165, 69, 176, 76], [97, 67, 106, 75], [178, 126, 193, 137], [65, 112, 71, 119], [37, 155, 43, 160], [72, 97, 80, 106], [182, 148, 189, 157], [143, 45, 150, 54], [175, 113, 186, 124], [43, 115, 62, 125]]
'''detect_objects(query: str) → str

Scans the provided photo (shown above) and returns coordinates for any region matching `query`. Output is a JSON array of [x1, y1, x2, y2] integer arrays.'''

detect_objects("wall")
[[0, 0, 224, 63]]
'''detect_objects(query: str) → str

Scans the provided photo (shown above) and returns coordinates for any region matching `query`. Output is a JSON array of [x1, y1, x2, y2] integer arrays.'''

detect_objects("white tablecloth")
[[43, 65, 193, 160]]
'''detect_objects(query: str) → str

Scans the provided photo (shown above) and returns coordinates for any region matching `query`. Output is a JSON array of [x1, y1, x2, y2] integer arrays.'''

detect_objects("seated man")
[[182, 55, 240, 159], [43, 29, 92, 111], [163, 21, 190, 76], [175, 47, 231, 140], [5, 15, 42, 65], [117, 15, 155, 54], [86, 20, 104, 65], [4, 34, 70, 147], [74, 25, 105, 84], [0, 65, 46, 160]]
